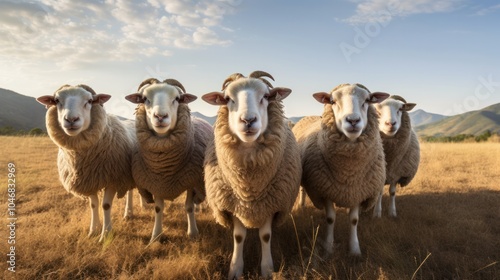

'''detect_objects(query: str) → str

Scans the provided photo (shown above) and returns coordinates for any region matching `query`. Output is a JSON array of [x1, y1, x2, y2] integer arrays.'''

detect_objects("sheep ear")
[[268, 87, 292, 101], [125, 93, 144, 104], [37, 95, 57, 108], [202, 92, 228, 106], [402, 103, 416, 111], [179, 93, 197, 104], [312, 92, 331, 104], [93, 94, 111, 105], [368, 92, 390, 104]]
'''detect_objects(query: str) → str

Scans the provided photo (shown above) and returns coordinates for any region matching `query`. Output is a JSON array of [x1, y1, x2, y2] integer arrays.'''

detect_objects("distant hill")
[[192, 112, 216, 125], [409, 109, 446, 127], [0, 88, 47, 131], [415, 103, 500, 137]]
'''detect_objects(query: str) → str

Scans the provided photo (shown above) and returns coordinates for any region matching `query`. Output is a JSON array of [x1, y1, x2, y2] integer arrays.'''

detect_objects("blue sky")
[[1, 0, 499, 119]]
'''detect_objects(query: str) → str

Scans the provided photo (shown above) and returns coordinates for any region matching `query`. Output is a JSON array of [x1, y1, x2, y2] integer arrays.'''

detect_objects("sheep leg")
[[99, 187, 116, 242], [388, 183, 397, 217], [228, 216, 246, 280], [123, 190, 134, 220], [373, 190, 383, 218], [88, 194, 101, 237], [150, 198, 164, 243], [324, 201, 336, 255], [348, 205, 361, 256], [185, 190, 199, 239], [259, 216, 274, 277], [299, 187, 306, 207]]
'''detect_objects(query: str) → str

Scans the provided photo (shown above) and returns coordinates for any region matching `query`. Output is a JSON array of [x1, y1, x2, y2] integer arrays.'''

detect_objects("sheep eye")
[[88, 99, 93, 104], [225, 96, 233, 103], [174, 96, 180, 103], [54, 98, 60, 104], [330, 100, 336, 105]]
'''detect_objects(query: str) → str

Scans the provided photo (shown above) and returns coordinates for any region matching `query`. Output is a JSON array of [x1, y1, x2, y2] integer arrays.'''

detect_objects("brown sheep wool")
[[293, 105, 386, 211], [204, 101, 302, 229], [46, 104, 135, 199], [131, 103, 212, 203], [381, 107, 420, 187]]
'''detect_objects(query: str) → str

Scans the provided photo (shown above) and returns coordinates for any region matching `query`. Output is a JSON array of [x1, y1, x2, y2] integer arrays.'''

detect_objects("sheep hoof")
[[228, 266, 243, 280], [88, 225, 102, 238], [187, 230, 199, 240], [349, 248, 362, 258], [99, 230, 114, 243], [149, 233, 162, 244]]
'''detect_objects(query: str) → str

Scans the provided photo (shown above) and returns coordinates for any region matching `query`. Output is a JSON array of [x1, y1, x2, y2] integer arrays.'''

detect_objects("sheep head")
[[125, 78, 197, 137], [37, 85, 111, 136], [202, 71, 291, 143], [373, 94, 416, 137], [313, 84, 389, 141]]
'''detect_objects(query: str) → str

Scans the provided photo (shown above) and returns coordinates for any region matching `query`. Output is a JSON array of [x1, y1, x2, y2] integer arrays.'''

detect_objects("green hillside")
[[415, 103, 500, 137]]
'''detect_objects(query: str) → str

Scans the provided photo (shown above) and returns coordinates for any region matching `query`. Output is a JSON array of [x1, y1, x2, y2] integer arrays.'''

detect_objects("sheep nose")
[[385, 121, 396, 127], [346, 116, 360, 126], [154, 113, 168, 121], [241, 116, 257, 126], [65, 116, 80, 124]]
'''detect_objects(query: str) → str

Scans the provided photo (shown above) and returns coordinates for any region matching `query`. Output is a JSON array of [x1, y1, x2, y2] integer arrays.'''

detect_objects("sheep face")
[[126, 83, 197, 137], [313, 84, 389, 141], [374, 97, 416, 137], [37, 86, 111, 136], [202, 78, 291, 143]]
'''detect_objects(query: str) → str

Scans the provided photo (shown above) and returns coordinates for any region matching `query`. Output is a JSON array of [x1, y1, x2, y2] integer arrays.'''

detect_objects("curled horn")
[[164, 78, 186, 93], [249, 70, 274, 89], [389, 95, 407, 103], [331, 83, 351, 92], [138, 78, 160, 91], [222, 73, 245, 90], [54, 84, 71, 95], [355, 83, 371, 93], [76, 84, 97, 96]]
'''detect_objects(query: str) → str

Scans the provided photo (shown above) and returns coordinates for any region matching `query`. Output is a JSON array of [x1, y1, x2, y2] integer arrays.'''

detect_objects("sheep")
[[125, 78, 213, 243], [202, 71, 301, 279], [292, 83, 389, 256], [37, 84, 136, 242], [372, 94, 420, 218]]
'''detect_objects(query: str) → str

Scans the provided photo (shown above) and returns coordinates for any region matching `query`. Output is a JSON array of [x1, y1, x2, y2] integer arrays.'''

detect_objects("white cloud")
[[0, 0, 236, 68], [474, 4, 500, 16], [344, 0, 464, 24]]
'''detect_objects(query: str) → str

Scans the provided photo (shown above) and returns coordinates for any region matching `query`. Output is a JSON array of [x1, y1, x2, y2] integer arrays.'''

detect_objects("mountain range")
[[1, 89, 499, 137]]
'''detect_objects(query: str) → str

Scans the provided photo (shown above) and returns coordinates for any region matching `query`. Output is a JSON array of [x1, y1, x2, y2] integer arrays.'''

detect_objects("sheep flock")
[[37, 71, 420, 279]]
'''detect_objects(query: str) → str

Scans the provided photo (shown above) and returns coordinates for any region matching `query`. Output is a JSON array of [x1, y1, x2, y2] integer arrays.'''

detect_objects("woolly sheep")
[[37, 84, 136, 242], [292, 83, 389, 256], [125, 78, 213, 243], [202, 71, 301, 278], [372, 94, 420, 218]]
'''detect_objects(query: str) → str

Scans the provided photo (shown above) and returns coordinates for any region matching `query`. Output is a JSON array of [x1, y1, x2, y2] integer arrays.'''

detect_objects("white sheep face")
[[313, 84, 389, 141], [37, 86, 111, 136], [126, 83, 197, 137], [225, 79, 270, 143], [202, 78, 292, 144], [374, 98, 416, 137]]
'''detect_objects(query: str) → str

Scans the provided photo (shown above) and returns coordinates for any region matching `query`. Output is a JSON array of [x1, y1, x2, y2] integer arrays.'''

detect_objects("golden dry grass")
[[0, 136, 499, 279]]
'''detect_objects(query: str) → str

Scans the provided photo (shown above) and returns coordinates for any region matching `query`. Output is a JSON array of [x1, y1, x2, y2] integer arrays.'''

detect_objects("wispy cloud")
[[343, 0, 464, 25], [473, 4, 500, 16], [0, 0, 238, 68]]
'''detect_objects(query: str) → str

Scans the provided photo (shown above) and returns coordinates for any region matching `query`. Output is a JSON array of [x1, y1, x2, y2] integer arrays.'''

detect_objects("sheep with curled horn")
[[202, 70, 301, 278], [37, 84, 137, 242], [125, 78, 213, 243], [293, 83, 388, 257]]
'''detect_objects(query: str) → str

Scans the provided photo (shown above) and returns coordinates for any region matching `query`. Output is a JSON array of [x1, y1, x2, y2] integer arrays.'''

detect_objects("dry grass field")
[[1, 136, 499, 279]]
